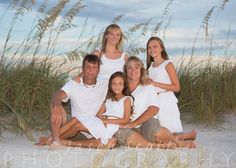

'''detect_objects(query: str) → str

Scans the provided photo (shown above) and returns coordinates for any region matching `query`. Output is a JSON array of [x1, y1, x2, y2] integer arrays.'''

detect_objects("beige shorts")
[[139, 118, 161, 142], [115, 118, 161, 145]]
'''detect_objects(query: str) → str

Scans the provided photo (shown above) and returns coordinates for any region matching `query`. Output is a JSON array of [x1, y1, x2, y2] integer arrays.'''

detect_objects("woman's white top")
[[130, 84, 159, 122]]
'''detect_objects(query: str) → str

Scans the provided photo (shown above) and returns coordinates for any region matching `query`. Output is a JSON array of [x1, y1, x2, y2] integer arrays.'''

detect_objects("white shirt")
[[61, 78, 108, 117], [131, 84, 159, 121]]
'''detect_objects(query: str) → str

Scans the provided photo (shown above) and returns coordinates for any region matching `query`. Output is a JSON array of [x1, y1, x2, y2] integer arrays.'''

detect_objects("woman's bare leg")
[[174, 129, 197, 141], [175, 140, 196, 148], [153, 127, 175, 144], [126, 131, 175, 149]]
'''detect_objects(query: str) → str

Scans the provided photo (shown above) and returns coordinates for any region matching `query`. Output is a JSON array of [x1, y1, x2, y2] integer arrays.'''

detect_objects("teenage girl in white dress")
[[146, 37, 196, 139], [93, 24, 128, 80], [57, 71, 133, 146]]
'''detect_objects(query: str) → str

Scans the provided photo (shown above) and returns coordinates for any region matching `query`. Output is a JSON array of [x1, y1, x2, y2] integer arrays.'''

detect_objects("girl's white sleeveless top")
[[148, 60, 172, 92], [98, 52, 126, 80]]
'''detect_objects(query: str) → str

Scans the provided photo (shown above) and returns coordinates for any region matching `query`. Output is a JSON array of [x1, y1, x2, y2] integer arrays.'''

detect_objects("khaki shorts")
[[139, 118, 161, 142], [115, 118, 161, 145]]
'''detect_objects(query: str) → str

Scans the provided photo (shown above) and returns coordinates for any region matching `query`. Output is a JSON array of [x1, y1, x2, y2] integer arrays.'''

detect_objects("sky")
[[0, 0, 235, 59]]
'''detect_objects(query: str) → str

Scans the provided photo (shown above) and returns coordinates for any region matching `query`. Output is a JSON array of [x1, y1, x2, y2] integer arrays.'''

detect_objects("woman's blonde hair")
[[146, 36, 169, 69], [101, 24, 123, 53], [123, 56, 147, 85]]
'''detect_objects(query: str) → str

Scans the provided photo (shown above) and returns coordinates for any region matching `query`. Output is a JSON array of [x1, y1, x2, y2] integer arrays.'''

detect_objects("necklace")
[[81, 78, 96, 88]]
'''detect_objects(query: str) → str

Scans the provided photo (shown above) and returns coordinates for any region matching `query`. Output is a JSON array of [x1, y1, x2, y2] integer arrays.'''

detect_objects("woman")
[[116, 56, 196, 148]]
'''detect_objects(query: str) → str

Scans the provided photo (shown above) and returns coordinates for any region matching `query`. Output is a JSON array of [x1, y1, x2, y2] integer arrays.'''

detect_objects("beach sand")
[[0, 113, 236, 168]]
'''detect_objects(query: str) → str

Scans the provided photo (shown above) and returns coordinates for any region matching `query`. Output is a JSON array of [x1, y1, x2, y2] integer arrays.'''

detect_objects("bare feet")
[[158, 142, 176, 149], [176, 140, 197, 148], [187, 141, 197, 148], [35, 136, 52, 146], [102, 137, 117, 149], [190, 129, 197, 140], [48, 141, 65, 150], [174, 129, 197, 141]]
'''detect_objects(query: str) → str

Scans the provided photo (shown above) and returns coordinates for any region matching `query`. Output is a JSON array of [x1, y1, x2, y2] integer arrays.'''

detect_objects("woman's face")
[[106, 28, 121, 46], [147, 40, 163, 58], [126, 61, 141, 82]]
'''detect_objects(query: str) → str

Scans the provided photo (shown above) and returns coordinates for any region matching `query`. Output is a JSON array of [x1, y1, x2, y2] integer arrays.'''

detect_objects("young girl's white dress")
[[148, 60, 183, 133], [77, 96, 132, 144]]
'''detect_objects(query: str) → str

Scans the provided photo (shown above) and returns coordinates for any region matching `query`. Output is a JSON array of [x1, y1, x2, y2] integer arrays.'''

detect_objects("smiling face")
[[126, 60, 142, 82], [83, 60, 100, 81], [106, 28, 122, 46], [147, 40, 163, 59], [111, 76, 124, 96]]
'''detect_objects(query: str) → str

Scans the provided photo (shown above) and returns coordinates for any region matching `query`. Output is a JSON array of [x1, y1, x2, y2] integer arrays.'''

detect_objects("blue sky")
[[0, 0, 235, 58]]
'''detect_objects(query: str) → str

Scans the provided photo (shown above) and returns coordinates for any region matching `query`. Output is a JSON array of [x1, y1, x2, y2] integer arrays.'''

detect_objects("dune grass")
[[178, 57, 236, 124], [0, 59, 67, 139]]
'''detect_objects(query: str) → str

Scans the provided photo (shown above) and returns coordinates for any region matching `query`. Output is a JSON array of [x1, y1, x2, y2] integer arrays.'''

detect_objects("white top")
[[61, 78, 108, 117], [98, 52, 126, 80], [131, 84, 159, 122], [148, 60, 172, 92], [103, 96, 133, 118]]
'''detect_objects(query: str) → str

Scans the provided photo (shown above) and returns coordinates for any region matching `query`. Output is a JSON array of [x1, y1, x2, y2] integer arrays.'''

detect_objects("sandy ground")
[[0, 113, 236, 168]]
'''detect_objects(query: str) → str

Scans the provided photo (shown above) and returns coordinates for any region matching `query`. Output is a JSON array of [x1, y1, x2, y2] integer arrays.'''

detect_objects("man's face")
[[83, 61, 99, 80]]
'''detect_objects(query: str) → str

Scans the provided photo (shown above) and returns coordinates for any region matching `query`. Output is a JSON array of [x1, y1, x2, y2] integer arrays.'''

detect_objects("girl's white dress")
[[148, 60, 183, 133], [77, 96, 132, 144]]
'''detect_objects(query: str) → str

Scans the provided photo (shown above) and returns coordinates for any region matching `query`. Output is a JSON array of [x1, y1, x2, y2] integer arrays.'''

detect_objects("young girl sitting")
[[57, 71, 133, 147]]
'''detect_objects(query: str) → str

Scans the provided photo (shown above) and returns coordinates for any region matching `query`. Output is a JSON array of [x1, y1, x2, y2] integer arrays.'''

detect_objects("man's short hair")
[[82, 54, 101, 67]]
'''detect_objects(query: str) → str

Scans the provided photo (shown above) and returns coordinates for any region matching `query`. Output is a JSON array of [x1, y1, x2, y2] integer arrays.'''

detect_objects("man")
[[36, 54, 115, 149]]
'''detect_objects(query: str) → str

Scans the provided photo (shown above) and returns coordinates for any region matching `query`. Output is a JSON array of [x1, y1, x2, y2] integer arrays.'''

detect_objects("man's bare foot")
[[48, 141, 65, 150], [35, 136, 52, 146], [102, 137, 117, 149]]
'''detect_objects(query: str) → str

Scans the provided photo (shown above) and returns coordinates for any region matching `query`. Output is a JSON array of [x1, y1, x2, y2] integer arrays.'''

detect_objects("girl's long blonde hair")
[[101, 24, 124, 53]]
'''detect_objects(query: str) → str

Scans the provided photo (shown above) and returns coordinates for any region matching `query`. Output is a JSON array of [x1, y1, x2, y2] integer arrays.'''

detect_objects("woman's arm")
[[102, 97, 132, 125], [151, 63, 180, 92], [121, 105, 158, 128]]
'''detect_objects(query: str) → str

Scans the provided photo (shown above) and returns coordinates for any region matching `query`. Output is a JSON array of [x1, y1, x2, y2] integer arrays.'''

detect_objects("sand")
[[0, 113, 236, 168]]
